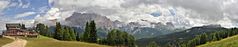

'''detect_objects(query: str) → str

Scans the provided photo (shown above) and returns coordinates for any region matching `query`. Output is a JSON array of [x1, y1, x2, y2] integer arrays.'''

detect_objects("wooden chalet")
[[3, 23, 38, 37]]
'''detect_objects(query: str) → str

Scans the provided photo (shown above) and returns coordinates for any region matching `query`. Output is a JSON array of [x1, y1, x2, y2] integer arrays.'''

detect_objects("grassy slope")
[[198, 35, 238, 47], [0, 37, 14, 46], [25, 36, 110, 47]]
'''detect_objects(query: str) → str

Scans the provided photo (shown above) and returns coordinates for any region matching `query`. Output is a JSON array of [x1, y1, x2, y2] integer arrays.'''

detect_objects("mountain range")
[[63, 12, 182, 39]]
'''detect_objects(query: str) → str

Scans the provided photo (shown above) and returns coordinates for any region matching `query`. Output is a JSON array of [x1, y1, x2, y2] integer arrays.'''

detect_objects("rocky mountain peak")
[[65, 12, 115, 29]]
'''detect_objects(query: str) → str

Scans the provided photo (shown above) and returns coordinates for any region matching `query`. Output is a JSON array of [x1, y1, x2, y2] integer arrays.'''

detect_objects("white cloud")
[[52, 0, 124, 8], [22, 2, 30, 8], [37, 8, 74, 21], [7, 0, 31, 8], [0, 0, 10, 11], [49, 0, 238, 28], [0, 16, 35, 30], [91, 0, 124, 8], [15, 12, 36, 18], [34, 8, 60, 22], [34, 8, 74, 26]]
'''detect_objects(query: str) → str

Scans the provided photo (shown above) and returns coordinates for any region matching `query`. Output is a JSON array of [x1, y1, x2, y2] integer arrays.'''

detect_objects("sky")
[[0, 0, 238, 30]]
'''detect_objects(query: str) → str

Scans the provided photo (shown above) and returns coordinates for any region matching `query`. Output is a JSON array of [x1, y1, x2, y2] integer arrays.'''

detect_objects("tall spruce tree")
[[81, 21, 98, 43], [63, 27, 71, 41], [81, 22, 90, 42], [76, 30, 81, 41], [69, 27, 76, 41], [44, 26, 50, 37], [89, 21, 97, 43], [55, 22, 63, 40]]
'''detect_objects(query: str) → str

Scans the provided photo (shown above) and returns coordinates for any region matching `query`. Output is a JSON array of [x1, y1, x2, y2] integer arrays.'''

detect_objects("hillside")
[[25, 36, 110, 47], [136, 25, 226, 47], [0, 37, 13, 46], [198, 35, 238, 47]]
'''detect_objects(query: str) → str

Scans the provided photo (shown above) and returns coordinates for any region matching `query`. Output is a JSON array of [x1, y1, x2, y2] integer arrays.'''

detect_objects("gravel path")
[[2, 36, 27, 47]]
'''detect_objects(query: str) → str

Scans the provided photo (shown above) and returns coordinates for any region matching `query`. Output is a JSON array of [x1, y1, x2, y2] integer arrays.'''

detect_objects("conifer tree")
[[65, 27, 72, 41], [81, 22, 90, 42], [106, 29, 135, 47], [55, 22, 63, 40], [147, 41, 159, 47], [89, 21, 97, 43], [36, 23, 48, 36], [69, 27, 76, 41], [44, 26, 51, 37], [21, 24, 27, 29]]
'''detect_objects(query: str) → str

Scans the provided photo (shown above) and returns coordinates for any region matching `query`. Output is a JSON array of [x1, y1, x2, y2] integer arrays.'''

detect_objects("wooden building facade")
[[3, 23, 38, 37]]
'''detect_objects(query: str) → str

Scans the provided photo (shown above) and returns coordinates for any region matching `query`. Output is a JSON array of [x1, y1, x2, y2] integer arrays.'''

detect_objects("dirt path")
[[2, 36, 27, 47]]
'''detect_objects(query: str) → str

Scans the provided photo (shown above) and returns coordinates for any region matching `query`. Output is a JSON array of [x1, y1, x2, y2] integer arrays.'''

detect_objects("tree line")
[[53, 22, 77, 41], [146, 41, 160, 47], [179, 28, 238, 47], [36, 23, 51, 37], [98, 29, 136, 47], [36, 23, 77, 41], [80, 21, 97, 43], [35, 20, 136, 47]]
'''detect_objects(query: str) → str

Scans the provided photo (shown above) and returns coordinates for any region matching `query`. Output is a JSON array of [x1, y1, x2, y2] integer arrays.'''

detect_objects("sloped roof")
[[6, 23, 21, 28]]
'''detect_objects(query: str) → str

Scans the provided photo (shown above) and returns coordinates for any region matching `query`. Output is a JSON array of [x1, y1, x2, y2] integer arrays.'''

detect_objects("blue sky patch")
[[2, 0, 51, 19], [150, 11, 161, 17], [169, 8, 176, 16]]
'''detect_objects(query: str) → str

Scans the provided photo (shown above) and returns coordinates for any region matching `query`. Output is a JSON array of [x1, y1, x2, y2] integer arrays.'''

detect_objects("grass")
[[0, 37, 14, 46], [25, 36, 111, 47], [198, 35, 238, 47]]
